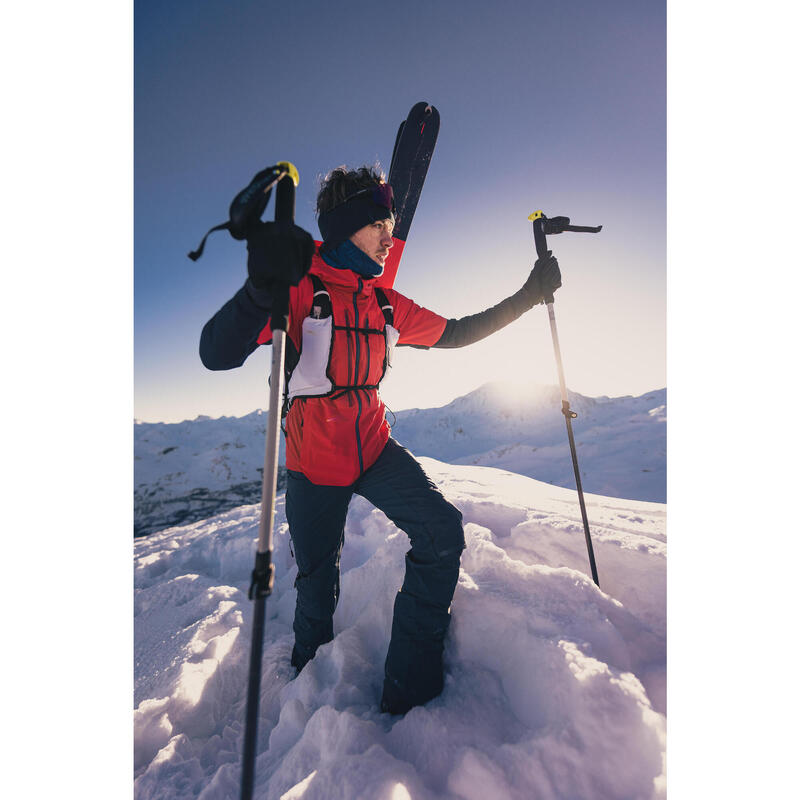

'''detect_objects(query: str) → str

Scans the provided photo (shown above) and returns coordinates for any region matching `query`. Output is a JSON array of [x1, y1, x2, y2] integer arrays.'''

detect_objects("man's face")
[[349, 217, 395, 267]]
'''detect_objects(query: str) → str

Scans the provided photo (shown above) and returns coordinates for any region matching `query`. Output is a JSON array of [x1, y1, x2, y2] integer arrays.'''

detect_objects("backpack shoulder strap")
[[309, 274, 332, 319], [374, 287, 394, 326]]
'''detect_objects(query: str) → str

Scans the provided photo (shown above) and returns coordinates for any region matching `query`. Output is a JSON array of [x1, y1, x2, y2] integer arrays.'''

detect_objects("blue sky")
[[135, 0, 665, 422]]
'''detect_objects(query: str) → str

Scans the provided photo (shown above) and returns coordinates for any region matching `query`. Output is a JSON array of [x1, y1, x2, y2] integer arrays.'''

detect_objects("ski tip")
[[410, 100, 438, 116]]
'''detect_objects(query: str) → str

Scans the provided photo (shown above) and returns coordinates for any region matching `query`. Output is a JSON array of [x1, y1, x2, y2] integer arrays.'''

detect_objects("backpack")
[[281, 274, 398, 422]]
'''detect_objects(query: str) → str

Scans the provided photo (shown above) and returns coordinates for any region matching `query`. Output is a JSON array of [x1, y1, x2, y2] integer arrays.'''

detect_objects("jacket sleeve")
[[431, 287, 535, 349], [199, 279, 274, 370], [384, 289, 448, 347]]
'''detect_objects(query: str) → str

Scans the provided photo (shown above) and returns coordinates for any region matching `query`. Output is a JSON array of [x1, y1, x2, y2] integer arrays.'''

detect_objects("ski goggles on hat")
[[318, 183, 396, 251]]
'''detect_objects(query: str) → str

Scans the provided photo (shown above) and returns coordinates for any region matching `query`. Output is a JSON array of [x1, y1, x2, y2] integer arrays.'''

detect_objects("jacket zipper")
[[353, 279, 365, 474], [345, 305, 354, 400]]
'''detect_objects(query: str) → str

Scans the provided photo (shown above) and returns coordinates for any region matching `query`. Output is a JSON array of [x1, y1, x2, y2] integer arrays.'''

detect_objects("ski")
[[378, 101, 440, 289], [389, 120, 406, 176]]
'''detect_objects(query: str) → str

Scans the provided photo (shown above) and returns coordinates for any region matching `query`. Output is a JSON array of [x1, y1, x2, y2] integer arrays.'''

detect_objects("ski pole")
[[528, 211, 602, 587], [240, 164, 299, 800]]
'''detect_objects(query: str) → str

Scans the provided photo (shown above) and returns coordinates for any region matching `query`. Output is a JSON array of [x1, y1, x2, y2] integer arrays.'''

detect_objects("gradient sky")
[[135, 0, 665, 423]]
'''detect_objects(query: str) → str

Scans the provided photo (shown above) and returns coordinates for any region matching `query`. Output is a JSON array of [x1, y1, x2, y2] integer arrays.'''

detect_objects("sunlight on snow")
[[175, 627, 239, 705], [280, 770, 317, 799], [561, 639, 610, 682], [390, 783, 413, 800]]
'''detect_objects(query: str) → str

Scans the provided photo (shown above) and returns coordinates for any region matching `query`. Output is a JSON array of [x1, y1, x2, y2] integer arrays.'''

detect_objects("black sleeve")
[[432, 288, 535, 349], [199, 279, 274, 370]]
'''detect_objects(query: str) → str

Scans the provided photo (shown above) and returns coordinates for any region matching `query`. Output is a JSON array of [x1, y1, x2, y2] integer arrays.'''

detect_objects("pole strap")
[[187, 222, 231, 261]]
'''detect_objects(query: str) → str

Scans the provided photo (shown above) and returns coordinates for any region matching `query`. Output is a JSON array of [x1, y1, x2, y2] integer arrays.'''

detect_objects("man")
[[199, 164, 561, 714]]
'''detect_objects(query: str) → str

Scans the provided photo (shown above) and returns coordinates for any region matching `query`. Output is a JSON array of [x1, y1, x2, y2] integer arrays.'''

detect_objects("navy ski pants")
[[285, 437, 465, 709]]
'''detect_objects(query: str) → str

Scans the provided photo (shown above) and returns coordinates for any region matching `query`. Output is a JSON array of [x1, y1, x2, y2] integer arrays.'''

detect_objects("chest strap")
[[309, 274, 394, 326]]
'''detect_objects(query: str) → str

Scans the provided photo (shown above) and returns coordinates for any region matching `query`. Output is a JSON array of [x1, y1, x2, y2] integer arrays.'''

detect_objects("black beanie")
[[318, 189, 394, 253]]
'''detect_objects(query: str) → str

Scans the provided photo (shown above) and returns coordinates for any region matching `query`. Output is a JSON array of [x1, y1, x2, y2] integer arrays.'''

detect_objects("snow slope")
[[134, 459, 666, 799], [134, 383, 665, 536]]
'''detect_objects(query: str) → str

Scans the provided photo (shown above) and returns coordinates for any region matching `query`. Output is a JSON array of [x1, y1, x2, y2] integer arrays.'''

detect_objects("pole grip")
[[532, 217, 554, 303], [275, 174, 295, 223], [532, 217, 548, 259], [270, 172, 295, 332]]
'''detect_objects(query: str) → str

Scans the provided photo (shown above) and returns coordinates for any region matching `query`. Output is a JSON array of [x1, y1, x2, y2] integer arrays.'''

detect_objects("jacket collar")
[[309, 250, 377, 294]]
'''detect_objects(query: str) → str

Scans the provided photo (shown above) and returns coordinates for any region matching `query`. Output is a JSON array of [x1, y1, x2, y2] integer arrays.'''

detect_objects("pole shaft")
[[242, 320, 287, 798], [256, 329, 286, 555], [240, 594, 266, 800], [563, 414, 600, 585], [545, 302, 600, 587], [546, 302, 569, 405]]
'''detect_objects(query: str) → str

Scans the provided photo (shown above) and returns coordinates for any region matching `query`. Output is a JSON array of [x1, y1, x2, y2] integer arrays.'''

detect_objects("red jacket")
[[257, 254, 447, 485]]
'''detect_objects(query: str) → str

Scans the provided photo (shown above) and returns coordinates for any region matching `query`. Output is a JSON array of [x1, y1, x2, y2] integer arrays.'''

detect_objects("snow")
[[135, 459, 665, 799]]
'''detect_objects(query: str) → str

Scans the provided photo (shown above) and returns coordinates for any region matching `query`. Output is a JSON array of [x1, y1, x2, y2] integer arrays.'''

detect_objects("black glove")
[[246, 221, 315, 290], [523, 251, 562, 305]]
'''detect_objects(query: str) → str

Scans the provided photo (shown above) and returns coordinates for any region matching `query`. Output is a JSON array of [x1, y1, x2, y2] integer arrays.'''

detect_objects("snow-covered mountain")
[[134, 411, 286, 536], [391, 382, 665, 502], [134, 383, 665, 536], [134, 458, 666, 799]]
